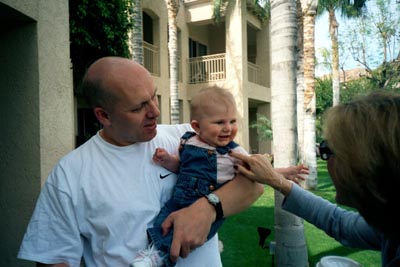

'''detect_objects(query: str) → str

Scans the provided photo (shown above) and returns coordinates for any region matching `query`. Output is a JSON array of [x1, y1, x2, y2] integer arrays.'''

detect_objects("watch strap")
[[213, 200, 224, 221], [205, 194, 224, 221]]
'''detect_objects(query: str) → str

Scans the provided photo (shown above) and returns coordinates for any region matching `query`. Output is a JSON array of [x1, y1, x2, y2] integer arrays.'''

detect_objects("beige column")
[[225, 0, 249, 150]]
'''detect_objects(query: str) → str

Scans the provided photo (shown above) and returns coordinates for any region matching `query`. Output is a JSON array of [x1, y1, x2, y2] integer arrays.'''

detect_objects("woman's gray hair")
[[323, 91, 400, 240]]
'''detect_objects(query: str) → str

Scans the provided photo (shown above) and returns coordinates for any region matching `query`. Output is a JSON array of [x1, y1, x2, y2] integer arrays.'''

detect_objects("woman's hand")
[[229, 152, 277, 185], [229, 152, 307, 196]]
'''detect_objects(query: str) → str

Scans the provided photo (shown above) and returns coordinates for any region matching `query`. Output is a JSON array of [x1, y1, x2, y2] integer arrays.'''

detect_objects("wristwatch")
[[205, 193, 224, 221]]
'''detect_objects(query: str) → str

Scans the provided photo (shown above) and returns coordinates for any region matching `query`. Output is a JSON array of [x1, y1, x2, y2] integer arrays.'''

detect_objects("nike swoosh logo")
[[159, 173, 173, 179]]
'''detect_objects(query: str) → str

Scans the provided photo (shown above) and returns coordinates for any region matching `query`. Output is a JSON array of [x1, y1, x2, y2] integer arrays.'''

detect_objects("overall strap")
[[216, 141, 239, 154], [180, 131, 197, 141], [179, 131, 197, 152]]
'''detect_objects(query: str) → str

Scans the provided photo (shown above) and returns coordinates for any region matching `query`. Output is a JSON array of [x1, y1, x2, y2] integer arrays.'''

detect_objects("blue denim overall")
[[147, 131, 239, 267]]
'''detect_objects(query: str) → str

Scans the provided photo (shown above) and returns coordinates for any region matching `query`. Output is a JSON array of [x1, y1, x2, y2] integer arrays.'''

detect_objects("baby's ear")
[[190, 120, 200, 133]]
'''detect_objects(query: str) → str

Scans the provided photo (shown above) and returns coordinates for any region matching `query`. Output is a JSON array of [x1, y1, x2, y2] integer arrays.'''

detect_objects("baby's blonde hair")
[[190, 86, 237, 121]]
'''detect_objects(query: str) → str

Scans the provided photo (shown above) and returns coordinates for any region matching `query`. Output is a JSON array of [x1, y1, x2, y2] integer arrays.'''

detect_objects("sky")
[[315, 0, 400, 77], [314, 12, 361, 77], [315, 13, 331, 77]]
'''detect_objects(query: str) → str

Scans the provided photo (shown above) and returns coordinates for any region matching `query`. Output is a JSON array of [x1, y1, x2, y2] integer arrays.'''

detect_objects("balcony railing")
[[248, 61, 265, 86], [142, 44, 265, 85], [143, 41, 160, 76], [187, 53, 226, 84], [187, 53, 265, 86]]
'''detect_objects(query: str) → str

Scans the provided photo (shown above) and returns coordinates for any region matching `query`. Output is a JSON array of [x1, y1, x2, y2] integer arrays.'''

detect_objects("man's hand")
[[162, 174, 264, 263], [161, 197, 214, 262]]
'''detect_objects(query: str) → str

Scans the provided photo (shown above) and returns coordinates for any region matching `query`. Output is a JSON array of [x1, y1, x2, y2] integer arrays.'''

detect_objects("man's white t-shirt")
[[18, 124, 222, 267]]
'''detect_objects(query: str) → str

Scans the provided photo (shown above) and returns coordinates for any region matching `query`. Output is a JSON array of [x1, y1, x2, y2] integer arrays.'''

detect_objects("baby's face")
[[196, 105, 238, 147]]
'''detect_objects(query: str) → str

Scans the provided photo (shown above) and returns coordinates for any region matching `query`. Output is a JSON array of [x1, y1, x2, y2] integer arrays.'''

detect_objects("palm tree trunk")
[[271, 0, 308, 265], [130, 0, 144, 65], [329, 8, 340, 106], [296, 0, 305, 166], [167, 0, 180, 124], [302, 0, 318, 189]]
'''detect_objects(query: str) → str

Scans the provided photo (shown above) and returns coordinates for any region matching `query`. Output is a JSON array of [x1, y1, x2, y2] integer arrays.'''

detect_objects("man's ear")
[[190, 120, 200, 133], [94, 107, 111, 126]]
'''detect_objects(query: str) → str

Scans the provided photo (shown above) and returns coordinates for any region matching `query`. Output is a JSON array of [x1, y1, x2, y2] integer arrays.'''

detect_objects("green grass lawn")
[[218, 160, 380, 267]]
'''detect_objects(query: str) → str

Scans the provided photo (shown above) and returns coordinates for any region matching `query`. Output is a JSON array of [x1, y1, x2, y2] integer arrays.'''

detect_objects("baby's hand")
[[279, 164, 309, 184], [153, 148, 169, 164], [153, 148, 180, 173]]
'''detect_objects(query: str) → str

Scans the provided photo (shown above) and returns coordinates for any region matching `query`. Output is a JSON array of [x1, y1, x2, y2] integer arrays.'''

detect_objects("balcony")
[[143, 41, 160, 76], [142, 46, 265, 85], [248, 61, 266, 85], [187, 53, 265, 86], [187, 53, 226, 84]]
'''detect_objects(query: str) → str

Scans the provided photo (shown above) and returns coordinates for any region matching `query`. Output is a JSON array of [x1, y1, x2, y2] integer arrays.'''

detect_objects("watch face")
[[208, 193, 220, 204]]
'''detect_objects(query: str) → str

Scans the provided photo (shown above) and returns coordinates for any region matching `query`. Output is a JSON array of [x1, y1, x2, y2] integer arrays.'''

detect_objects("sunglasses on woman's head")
[[319, 140, 333, 160]]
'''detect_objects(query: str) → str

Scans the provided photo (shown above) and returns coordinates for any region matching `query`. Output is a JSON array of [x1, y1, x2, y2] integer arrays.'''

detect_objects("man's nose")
[[146, 100, 160, 118]]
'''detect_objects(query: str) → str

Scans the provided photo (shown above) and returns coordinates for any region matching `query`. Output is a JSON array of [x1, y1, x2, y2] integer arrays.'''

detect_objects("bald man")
[[18, 57, 263, 267]]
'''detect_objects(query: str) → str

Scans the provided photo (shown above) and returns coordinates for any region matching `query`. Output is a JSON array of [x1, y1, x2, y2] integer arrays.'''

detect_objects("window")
[[189, 38, 207, 58]]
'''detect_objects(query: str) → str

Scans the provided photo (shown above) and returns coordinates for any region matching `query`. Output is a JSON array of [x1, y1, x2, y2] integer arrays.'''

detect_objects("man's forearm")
[[163, 174, 264, 258], [215, 174, 264, 217]]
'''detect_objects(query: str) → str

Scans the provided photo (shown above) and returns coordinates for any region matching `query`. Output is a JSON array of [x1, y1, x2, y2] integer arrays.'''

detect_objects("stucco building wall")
[[0, 1, 73, 266]]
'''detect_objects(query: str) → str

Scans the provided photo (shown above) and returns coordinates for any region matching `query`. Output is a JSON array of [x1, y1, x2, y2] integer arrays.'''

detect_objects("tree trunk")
[[329, 8, 340, 106], [271, 0, 308, 265], [302, 0, 318, 189], [167, 0, 180, 124], [296, 0, 305, 167], [130, 0, 143, 65]]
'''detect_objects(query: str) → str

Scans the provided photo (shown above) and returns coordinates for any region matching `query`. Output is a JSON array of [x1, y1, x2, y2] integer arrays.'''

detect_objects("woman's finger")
[[229, 151, 250, 162]]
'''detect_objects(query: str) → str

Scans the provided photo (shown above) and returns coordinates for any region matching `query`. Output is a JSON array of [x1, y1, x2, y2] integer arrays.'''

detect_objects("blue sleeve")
[[282, 184, 382, 250]]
